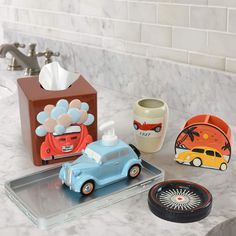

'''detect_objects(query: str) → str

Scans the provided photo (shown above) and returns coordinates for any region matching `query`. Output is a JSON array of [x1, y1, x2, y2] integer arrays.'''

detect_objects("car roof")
[[86, 139, 129, 156]]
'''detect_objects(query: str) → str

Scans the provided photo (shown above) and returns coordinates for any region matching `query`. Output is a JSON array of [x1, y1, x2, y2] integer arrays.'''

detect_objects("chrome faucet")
[[8, 42, 26, 71], [0, 43, 40, 76], [0, 43, 60, 76]]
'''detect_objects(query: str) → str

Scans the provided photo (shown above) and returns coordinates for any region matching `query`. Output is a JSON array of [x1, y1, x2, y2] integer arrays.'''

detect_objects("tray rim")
[[5, 159, 164, 229]]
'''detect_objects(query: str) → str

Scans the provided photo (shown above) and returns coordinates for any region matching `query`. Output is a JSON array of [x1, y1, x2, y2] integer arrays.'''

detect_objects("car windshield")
[[84, 147, 101, 163], [192, 148, 204, 153]]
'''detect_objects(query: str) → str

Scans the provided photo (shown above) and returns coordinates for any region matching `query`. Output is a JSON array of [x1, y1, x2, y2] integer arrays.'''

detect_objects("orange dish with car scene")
[[175, 146, 228, 171], [174, 114, 233, 171]]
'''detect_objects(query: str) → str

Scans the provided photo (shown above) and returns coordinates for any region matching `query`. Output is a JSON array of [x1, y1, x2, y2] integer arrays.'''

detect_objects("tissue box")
[[17, 75, 97, 166]]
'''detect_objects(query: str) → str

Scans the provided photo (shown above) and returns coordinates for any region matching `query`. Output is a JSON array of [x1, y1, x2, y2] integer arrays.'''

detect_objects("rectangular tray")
[[5, 160, 164, 229]]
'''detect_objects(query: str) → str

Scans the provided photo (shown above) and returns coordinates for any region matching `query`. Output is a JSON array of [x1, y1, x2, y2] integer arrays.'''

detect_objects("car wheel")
[[133, 123, 138, 130], [129, 144, 141, 158], [81, 180, 95, 196], [128, 164, 141, 179], [148, 180, 213, 223], [191, 158, 202, 167], [42, 160, 49, 165], [154, 127, 161, 132], [220, 163, 227, 171]]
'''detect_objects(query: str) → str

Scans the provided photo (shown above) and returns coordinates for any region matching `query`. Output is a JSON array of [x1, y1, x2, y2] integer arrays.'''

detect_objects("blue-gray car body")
[[59, 139, 142, 192]]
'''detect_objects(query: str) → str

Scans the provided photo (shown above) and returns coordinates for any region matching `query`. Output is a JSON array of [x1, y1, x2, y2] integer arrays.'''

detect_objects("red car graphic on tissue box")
[[40, 124, 93, 161]]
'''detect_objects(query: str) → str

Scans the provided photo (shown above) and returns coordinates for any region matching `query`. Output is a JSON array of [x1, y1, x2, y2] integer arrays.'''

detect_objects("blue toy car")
[[59, 139, 142, 195]]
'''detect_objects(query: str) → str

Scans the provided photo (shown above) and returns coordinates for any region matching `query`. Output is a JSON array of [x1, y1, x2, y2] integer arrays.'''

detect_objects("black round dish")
[[148, 180, 212, 223]]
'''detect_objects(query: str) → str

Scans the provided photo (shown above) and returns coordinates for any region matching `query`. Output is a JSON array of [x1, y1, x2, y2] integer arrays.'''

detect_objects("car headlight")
[[186, 156, 190, 160], [63, 163, 70, 168], [74, 170, 81, 176]]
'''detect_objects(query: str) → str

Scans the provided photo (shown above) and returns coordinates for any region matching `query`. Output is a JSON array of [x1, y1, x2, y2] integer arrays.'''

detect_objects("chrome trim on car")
[[54, 152, 81, 159]]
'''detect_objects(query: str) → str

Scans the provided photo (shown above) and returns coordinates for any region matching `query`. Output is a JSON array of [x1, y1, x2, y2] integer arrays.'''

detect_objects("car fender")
[[72, 175, 97, 192], [58, 164, 70, 180], [40, 141, 53, 160], [220, 162, 227, 167], [176, 151, 192, 160], [189, 153, 204, 162], [79, 134, 93, 151], [122, 159, 142, 176], [186, 152, 198, 160]]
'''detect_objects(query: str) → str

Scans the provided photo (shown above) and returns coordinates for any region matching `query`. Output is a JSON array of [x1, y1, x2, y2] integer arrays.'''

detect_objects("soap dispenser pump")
[[99, 121, 118, 146]]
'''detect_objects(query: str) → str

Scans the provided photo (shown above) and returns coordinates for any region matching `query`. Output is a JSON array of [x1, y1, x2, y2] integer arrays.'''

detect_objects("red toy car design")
[[40, 124, 93, 161], [133, 120, 162, 132]]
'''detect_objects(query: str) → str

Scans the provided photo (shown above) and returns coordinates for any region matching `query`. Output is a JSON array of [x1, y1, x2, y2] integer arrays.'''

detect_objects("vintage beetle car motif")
[[59, 140, 142, 195], [175, 146, 228, 170], [41, 125, 92, 161]]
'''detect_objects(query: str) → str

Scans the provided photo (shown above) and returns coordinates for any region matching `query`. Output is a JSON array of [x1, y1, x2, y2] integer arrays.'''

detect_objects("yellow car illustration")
[[175, 146, 227, 171]]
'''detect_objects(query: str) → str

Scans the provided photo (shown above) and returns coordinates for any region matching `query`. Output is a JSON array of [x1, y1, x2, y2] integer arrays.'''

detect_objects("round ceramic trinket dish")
[[148, 180, 213, 223]]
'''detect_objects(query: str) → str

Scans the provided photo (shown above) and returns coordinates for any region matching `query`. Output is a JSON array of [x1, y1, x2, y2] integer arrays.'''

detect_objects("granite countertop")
[[0, 67, 235, 236]]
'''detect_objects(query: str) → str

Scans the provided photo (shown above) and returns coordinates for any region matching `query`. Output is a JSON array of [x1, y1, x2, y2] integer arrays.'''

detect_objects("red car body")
[[133, 120, 162, 132], [40, 124, 93, 160]]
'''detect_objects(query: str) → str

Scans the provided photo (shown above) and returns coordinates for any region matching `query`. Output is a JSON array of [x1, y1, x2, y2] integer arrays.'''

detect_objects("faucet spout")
[[0, 44, 40, 75]]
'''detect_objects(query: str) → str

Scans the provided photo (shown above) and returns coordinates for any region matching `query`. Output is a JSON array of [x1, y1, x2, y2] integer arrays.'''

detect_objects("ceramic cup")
[[133, 98, 169, 153]]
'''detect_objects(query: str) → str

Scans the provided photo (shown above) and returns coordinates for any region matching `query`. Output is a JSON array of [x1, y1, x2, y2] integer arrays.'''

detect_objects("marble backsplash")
[[3, 29, 236, 126]]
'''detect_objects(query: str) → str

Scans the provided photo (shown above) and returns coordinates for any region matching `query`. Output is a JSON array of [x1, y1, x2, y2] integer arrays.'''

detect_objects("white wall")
[[0, 0, 236, 73]]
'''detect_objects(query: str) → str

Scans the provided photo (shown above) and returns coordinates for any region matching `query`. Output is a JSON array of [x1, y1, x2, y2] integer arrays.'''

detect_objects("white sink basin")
[[0, 77, 16, 98], [0, 85, 14, 98], [0, 68, 21, 99], [206, 217, 236, 236]]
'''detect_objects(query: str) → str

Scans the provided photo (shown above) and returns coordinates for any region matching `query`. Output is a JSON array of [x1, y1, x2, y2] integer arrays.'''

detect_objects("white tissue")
[[39, 62, 79, 91]]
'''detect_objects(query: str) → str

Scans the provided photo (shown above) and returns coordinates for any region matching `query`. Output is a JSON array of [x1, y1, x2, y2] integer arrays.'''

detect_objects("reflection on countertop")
[[0, 68, 235, 236]]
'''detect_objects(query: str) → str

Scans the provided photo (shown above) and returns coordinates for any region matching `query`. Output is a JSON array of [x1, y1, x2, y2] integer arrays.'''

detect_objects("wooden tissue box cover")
[[17, 75, 97, 166]]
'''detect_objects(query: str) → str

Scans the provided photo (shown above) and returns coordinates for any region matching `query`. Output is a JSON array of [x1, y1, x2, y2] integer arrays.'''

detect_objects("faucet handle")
[[7, 42, 26, 71], [27, 43, 37, 57], [29, 43, 36, 49], [13, 42, 25, 49], [37, 49, 60, 64]]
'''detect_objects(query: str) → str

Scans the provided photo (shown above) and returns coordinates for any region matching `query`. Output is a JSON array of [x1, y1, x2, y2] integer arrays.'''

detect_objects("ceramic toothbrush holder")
[[133, 98, 169, 153]]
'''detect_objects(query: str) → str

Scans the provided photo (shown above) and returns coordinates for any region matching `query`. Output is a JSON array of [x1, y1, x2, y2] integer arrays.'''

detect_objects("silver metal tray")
[[5, 160, 164, 229]]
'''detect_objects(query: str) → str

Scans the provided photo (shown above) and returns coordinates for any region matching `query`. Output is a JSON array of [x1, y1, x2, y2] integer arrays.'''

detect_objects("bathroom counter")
[[0, 69, 235, 236]]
